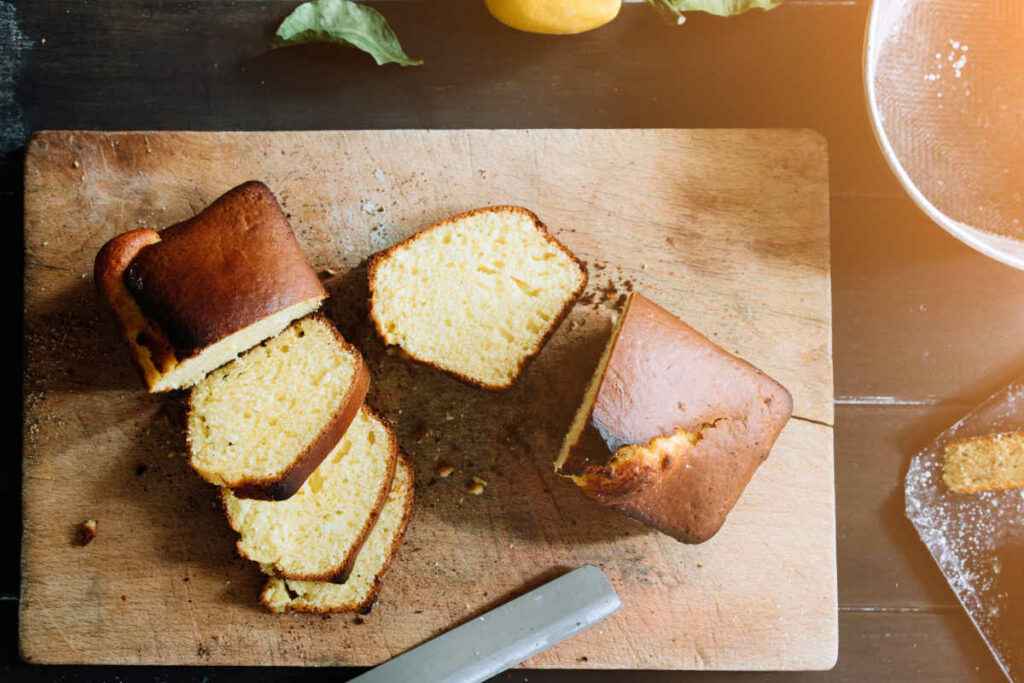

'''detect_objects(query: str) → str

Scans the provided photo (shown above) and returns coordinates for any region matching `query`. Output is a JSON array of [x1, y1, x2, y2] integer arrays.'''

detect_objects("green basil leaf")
[[647, 0, 782, 20], [274, 0, 422, 67]]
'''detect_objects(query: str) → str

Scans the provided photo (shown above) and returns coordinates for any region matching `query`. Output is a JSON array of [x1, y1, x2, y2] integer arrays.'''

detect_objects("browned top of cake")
[[124, 181, 326, 355], [563, 293, 793, 543]]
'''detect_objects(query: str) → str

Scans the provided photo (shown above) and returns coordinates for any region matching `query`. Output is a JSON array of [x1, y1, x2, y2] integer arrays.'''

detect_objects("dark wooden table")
[[6, 1, 1023, 681]]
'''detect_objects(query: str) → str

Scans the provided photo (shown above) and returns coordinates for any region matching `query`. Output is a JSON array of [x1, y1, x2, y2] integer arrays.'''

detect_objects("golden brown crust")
[[367, 205, 588, 391], [327, 409, 399, 584], [93, 228, 179, 389], [123, 181, 327, 356], [258, 453, 416, 614], [195, 315, 371, 501], [350, 451, 415, 611], [223, 406, 399, 583], [562, 293, 793, 544]]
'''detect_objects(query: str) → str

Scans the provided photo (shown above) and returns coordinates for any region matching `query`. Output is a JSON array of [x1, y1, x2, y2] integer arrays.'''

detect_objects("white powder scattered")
[[361, 200, 382, 215], [373, 168, 387, 183], [952, 54, 968, 78], [905, 379, 1024, 675], [925, 43, 970, 84]]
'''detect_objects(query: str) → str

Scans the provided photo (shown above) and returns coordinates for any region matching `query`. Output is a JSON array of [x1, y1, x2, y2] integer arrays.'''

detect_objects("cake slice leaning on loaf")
[[261, 452, 414, 614], [556, 292, 793, 544], [369, 206, 587, 390], [94, 181, 326, 392], [189, 315, 369, 500], [223, 407, 398, 582]]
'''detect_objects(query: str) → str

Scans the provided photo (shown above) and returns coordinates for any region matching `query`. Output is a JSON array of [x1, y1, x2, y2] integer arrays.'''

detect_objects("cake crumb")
[[76, 519, 98, 546], [411, 420, 431, 443], [435, 462, 455, 478], [467, 476, 487, 495]]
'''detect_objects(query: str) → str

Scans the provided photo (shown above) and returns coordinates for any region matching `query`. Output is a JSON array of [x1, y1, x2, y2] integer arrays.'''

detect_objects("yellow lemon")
[[485, 0, 622, 35]]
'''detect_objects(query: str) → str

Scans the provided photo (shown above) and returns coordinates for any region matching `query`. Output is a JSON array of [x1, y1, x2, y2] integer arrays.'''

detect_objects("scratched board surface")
[[21, 129, 835, 669]]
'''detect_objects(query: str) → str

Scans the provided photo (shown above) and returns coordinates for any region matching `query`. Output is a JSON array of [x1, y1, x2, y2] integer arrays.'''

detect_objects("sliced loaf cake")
[[943, 431, 1024, 494], [189, 315, 369, 500], [94, 181, 326, 392], [369, 206, 587, 390], [222, 407, 398, 582], [261, 452, 414, 613]]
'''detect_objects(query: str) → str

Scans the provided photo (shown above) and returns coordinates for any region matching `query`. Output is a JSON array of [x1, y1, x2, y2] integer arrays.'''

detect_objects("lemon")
[[486, 0, 622, 35]]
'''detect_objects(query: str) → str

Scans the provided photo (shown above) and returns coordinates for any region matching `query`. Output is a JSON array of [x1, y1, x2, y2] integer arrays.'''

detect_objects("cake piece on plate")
[[943, 431, 1024, 494], [369, 206, 587, 390], [556, 292, 793, 544], [94, 181, 326, 392]]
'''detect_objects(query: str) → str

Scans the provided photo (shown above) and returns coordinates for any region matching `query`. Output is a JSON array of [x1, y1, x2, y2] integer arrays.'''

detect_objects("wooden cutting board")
[[21, 129, 836, 669]]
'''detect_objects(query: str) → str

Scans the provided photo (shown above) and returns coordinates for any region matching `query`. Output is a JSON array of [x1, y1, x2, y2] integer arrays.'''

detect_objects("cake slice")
[[261, 452, 415, 614], [556, 292, 793, 544], [222, 407, 397, 582], [369, 206, 587, 390], [189, 315, 369, 500], [94, 181, 326, 392], [943, 431, 1024, 494]]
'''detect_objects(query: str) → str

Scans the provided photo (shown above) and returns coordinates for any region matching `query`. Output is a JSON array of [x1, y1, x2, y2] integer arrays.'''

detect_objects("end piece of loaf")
[[555, 292, 793, 544], [261, 452, 415, 614], [94, 181, 326, 392], [369, 206, 587, 390], [188, 315, 369, 500], [943, 431, 1024, 494], [223, 407, 397, 582]]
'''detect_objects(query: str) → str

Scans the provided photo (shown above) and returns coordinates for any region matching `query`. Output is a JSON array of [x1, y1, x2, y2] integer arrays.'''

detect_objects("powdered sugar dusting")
[[867, 0, 1024, 262], [906, 378, 1024, 679]]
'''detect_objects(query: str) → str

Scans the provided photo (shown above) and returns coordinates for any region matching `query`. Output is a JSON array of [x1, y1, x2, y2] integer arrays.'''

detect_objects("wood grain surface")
[[20, 129, 834, 668], [10, 2, 1023, 681]]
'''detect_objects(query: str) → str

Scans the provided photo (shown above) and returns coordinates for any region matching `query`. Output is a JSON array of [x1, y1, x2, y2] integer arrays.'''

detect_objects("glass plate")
[[906, 377, 1024, 681]]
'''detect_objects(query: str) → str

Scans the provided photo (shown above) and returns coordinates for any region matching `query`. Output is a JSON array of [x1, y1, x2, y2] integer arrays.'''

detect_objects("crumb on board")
[[76, 519, 97, 546], [466, 476, 487, 496], [435, 462, 455, 478]]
